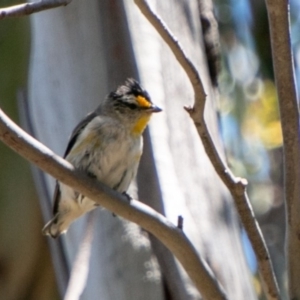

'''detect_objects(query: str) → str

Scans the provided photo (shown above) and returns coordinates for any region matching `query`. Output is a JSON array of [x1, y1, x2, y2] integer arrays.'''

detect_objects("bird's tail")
[[42, 215, 66, 238]]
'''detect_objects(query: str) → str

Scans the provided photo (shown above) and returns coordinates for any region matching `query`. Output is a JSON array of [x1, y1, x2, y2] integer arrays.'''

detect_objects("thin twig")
[[177, 215, 183, 230], [0, 107, 228, 300], [134, 1, 280, 299], [265, 1, 300, 299], [0, 0, 71, 20]]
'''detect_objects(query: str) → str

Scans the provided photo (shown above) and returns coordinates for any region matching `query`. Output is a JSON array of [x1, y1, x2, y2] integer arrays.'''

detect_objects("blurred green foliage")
[[0, 4, 59, 299]]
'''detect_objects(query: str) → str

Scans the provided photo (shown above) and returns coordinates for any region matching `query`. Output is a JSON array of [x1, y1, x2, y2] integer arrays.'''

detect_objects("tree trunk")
[[27, 0, 256, 299]]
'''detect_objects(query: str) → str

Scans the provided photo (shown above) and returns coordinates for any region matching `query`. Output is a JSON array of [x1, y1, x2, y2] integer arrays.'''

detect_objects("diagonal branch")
[[134, 1, 280, 299], [0, 0, 71, 20], [0, 108, 228, 300], [133, 0, 206, 115], [265, 1, 300, 299]]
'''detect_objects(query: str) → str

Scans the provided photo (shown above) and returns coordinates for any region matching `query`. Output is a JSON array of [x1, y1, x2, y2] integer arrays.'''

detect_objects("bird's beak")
[[148, 105, 162, 113]]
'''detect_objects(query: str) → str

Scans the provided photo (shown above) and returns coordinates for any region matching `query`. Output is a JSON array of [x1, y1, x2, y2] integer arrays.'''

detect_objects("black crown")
[[110, 78, 151, 101]]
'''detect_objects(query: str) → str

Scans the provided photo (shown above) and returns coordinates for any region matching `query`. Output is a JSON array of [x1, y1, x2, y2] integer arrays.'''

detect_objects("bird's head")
[[105, 78, 162, 135]]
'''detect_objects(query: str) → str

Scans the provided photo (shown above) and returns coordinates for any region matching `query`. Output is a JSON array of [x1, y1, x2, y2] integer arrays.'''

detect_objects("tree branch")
[[134, 1, 280, 299], [133, 0, 206, 115], [0, 107, 228, 300], [265, 1, 300, 299], [0, 0, 71, 20]]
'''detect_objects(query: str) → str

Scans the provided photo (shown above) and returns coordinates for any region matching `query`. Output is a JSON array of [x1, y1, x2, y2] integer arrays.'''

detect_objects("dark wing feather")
[[52, 184, 61, 215], [64, 112, 98, 157], [53, 111, 98, 215]]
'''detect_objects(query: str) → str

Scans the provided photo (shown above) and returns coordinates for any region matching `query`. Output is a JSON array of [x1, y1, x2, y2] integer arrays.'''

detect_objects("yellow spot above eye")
[[136, 95, 151, 108], [131, 115, 151, 136]]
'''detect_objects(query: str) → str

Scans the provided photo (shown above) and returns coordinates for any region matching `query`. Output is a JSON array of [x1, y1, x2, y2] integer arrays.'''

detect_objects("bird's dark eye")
[[125, 102, 138, 110]]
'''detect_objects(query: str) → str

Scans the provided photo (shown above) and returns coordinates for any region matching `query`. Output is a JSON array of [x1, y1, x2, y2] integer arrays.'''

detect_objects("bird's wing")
[[52, 111, 98, 215], [52, 184, 62, 215], [64, 111, 98, 157]]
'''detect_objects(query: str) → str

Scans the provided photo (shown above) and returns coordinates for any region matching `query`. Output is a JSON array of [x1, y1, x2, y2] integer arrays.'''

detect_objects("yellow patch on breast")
[[136, 95, 151, 108], [131, 115, 151, 136], [134, 152, 142, 162]]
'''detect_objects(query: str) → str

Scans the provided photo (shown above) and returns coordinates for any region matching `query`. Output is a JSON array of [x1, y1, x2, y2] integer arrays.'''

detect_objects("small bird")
[[42, 79, 162, 238]]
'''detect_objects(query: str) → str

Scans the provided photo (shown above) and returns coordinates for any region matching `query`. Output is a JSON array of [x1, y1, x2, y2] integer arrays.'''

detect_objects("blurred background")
[[0, 4, 59, 300], [215, 0, 300, 297], [0, 0, 299, 299]]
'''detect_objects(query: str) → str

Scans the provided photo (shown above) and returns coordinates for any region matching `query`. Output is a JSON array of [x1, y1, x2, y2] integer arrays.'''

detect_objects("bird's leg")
[[87, 171, 97, 179], [112, 192, 132, 218], [122, 191, 132, 202]]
